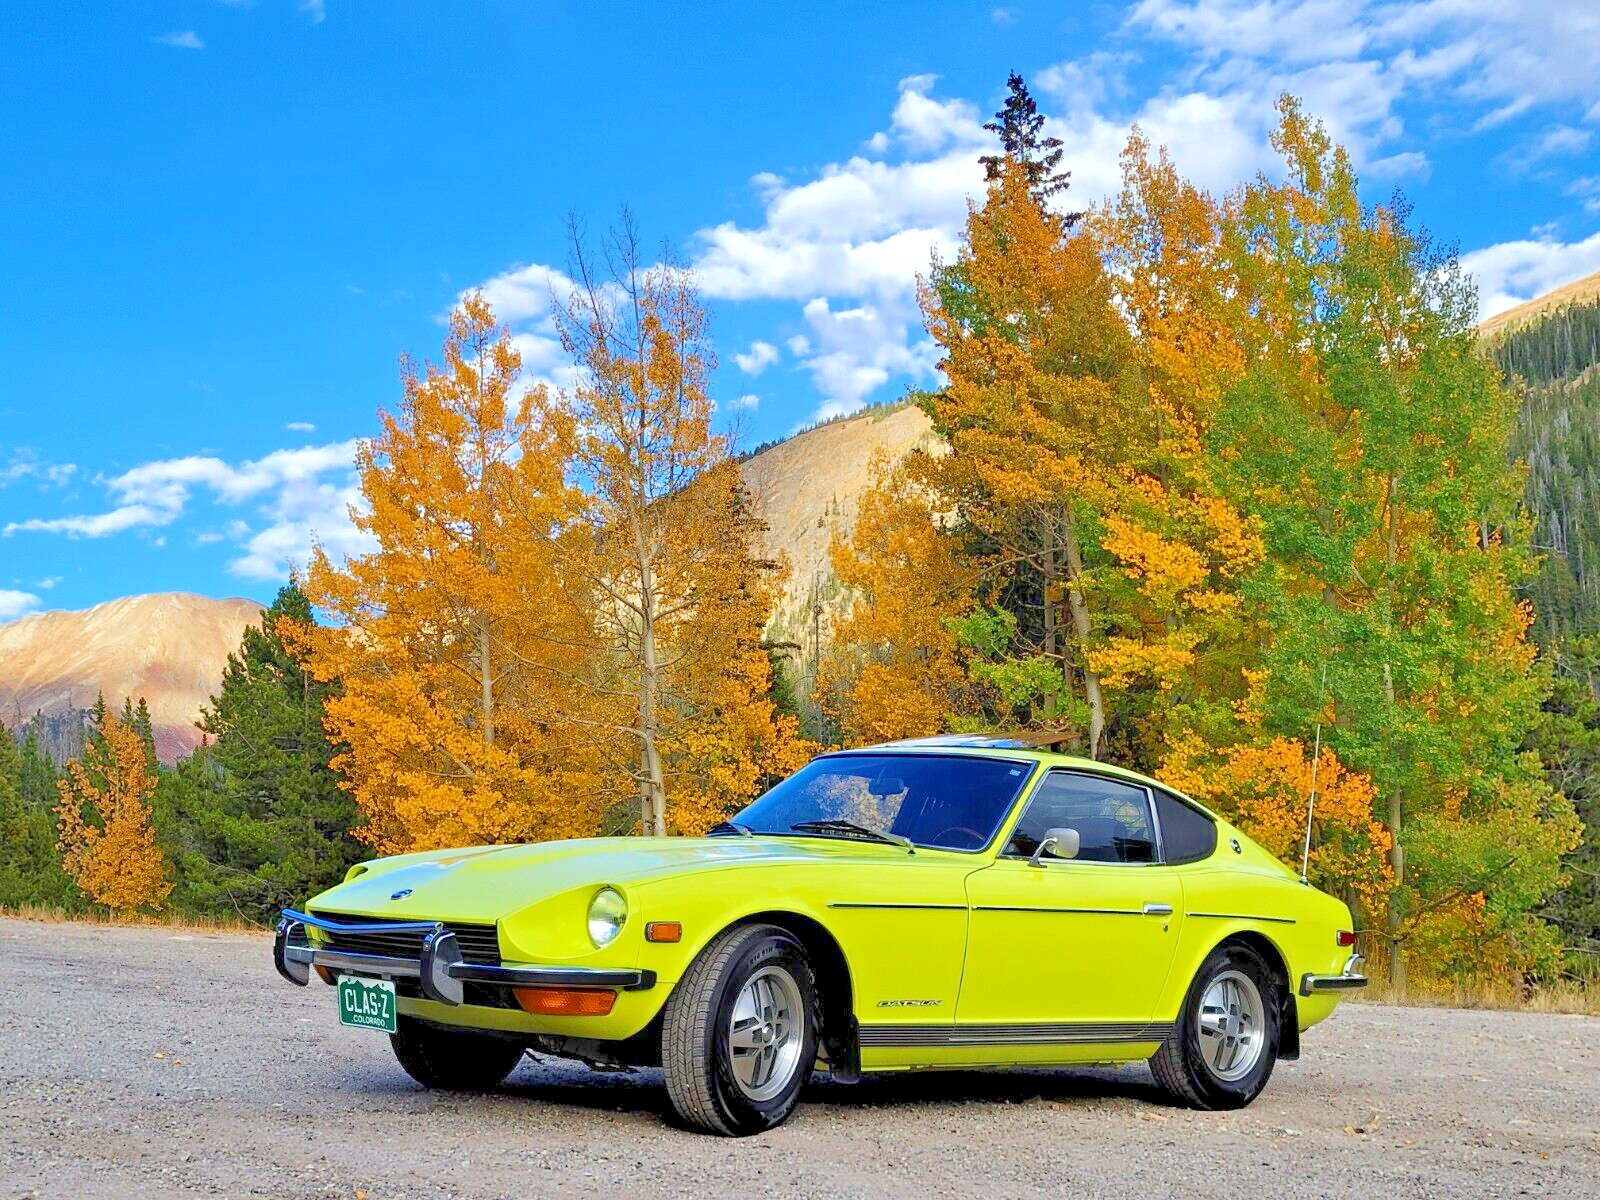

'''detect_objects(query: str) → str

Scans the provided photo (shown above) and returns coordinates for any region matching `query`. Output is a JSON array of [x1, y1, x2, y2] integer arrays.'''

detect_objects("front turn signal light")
[[513, 987, 617, 1016], [645, 921, 683, 943], [1337, 930, 1357, 947]]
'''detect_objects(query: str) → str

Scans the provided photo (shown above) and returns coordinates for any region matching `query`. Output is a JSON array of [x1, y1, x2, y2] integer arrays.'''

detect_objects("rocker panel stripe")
[[859, 1021, 1175, 1048]]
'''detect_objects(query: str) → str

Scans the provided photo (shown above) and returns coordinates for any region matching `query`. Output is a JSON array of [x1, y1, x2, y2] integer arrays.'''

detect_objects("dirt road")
[[2, 917, 1596, 1199]]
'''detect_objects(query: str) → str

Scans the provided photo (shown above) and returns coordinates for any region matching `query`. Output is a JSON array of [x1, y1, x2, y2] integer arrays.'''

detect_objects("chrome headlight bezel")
[[586, 886, 628, 948]]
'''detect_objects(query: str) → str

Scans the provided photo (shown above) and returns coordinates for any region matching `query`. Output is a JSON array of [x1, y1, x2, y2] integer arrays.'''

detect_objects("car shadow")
[[802, 1063, 1165, 1110], [337, 1057, 1167, 1123]]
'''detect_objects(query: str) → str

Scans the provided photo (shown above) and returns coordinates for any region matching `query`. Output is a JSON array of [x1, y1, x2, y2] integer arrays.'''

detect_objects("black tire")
[[1150, 940, 1280, 1110], [389, 1016, 525, 1091], [661, 923, 818, 1136]]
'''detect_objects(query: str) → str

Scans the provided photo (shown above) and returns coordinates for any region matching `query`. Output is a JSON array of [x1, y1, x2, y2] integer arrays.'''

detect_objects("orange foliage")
[[54, 713, 172, 915], [821, 453, 976, 744], [1166, 733, 1393, 911], [306, 295, 603, 852]]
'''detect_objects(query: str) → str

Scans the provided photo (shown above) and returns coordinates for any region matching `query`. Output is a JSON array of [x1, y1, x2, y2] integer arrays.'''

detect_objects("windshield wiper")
[[787, 819, 915, 854], [706, 820, 755, 837]]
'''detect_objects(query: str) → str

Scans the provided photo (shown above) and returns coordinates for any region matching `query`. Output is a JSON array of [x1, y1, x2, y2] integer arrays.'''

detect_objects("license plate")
[[337, 976, 397, 1034]]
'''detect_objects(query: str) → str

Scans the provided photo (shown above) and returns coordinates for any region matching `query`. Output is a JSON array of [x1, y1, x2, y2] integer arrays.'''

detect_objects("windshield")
[[731, 753, 1034, 851]]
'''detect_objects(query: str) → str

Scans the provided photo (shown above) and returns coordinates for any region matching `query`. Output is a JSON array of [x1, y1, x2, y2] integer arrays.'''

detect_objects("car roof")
[[825, 735, 1219, 819]]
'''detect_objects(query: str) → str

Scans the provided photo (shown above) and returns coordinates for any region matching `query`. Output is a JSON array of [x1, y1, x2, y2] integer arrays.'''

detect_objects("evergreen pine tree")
[[0, 727, 79, 909], [162, 584, 360, 920], [979, 72, 1078, 219]]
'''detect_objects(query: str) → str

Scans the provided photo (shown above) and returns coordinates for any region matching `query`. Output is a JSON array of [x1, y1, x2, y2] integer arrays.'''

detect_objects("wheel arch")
[[710, 909, 860, 1081], [1212, 930, 1300, 1061]]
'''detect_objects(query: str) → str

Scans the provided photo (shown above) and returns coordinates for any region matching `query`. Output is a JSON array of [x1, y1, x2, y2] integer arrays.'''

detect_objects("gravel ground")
[[3, 918, 1597, 1200]]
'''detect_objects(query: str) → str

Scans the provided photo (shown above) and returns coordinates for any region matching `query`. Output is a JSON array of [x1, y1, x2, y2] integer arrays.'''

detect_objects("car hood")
[[306, 835, 902, 924]]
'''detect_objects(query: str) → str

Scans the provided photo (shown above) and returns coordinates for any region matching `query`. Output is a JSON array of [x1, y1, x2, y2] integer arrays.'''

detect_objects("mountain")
[[0, 593, 265, 762], [1484, 273, 1600, 645], [739, 401, 937, 662], [1481, 268, 1600, 340]]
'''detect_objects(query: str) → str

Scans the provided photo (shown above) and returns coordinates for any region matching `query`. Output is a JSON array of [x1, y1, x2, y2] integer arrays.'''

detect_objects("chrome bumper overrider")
[[1299, 953, 1368, 997], [273, 908, 655, 1005]]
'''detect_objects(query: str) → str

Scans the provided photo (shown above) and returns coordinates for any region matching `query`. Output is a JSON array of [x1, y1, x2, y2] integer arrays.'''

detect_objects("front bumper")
[[273, 908, 656, 1005], [1299, 953, 1368, 997]]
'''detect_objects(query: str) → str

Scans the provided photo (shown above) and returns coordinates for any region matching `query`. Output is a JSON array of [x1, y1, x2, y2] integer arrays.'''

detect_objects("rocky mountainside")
[[739, 402, 937, 663], [0, 593, 264, 762]]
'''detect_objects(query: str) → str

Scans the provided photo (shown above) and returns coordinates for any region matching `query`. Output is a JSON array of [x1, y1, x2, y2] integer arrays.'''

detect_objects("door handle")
[[1142, 903, 1174, 916]]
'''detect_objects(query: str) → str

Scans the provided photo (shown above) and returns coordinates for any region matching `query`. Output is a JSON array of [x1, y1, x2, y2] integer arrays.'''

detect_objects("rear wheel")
[[1150, 941, 1280, 1109], [661, 923, 818, 1135], [390, 1016, 526, 1090]]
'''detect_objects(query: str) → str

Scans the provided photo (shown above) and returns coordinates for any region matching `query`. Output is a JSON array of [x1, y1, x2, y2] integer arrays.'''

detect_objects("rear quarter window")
[[1154, 788, 1217, 865]]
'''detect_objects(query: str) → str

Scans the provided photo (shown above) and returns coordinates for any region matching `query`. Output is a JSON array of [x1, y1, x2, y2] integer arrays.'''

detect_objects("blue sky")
[[4, 0, 1600, 619]]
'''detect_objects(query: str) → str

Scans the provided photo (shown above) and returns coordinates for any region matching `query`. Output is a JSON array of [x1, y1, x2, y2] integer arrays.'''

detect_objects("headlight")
[[586, 887, 627, 948]]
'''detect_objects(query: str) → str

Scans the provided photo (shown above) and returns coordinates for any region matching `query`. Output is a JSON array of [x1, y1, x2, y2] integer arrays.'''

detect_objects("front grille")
[[309, 911, 501, 965]]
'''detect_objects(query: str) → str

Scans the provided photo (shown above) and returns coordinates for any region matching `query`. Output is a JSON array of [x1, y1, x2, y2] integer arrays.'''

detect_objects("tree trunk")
[[637, 552, 667, 837], [1061, 513, 1104, 759], [1042, 513, 1060, 720], [477, 611, 495, 747], [1383, 660, 1407, 995]]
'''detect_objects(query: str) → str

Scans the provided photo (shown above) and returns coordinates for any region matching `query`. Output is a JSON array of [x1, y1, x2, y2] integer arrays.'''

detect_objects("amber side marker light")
[[513, 987, 617, 1016], [1336, 930, 1357, 947], [645, 921, 683, 943]]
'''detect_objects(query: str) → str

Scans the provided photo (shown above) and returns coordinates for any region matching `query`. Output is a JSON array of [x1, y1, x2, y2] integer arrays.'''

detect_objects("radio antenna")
[[1300, 663, 1328, 884]]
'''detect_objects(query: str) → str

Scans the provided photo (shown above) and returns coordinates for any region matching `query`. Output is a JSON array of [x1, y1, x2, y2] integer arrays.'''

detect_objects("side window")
[[1153, 788, 1217, 865], [1005, 772, 1156, 864]]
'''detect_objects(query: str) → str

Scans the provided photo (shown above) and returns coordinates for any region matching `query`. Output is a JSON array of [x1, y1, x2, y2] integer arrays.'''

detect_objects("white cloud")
[[796, 298, 940, 421], [734, 340, 779, 376], [285, 421, 316, 433], [1460, 230, 1600, 319], [872, 74, 988, 156], [730, 393, 760, 411], [154, 31, 205, 50], [35, 576, 60, 590], [470, 17, 1600, 425], [2, 453, 76, 488], [2, 439, 370, 582], [299, 0, 326, 25], [6, 505, 169, 538], [992, 8, 1018, 26], [1566, 176, 1600, 216], [0, 590, 40, 621], [1128, 1, 1600, 129]]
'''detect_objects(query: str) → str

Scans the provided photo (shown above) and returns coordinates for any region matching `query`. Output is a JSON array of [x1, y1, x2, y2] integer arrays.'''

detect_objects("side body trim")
[[970, 904, 1147, 916], [1188, 911, 1297, 925], [859, 1020, 1174, 1048]]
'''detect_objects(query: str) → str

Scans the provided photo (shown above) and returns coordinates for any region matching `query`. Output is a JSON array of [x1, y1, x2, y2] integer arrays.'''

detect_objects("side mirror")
[[1028, 827, 1080, 868]]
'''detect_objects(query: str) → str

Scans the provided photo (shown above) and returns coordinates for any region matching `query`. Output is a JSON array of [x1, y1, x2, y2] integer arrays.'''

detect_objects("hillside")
[[738, 402, 936, 659], [1481, 268, 1600, 340], [0, 593, 264, 762], [1486, 278, 1600, 645]]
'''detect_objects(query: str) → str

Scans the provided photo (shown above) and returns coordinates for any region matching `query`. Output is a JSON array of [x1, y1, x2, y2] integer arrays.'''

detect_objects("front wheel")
[[661, 923, 818, 1135], [390, 1016, 526, 1090], [1150, 941, 1280, 1109]]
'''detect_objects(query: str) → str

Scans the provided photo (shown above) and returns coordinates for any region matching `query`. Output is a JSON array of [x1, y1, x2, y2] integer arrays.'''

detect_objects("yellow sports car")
[[274, 735, 1366, 1135]]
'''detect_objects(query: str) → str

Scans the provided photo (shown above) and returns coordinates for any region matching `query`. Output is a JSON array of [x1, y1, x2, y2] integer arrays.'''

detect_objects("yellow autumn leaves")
[[819, 96, 1578, 985], [54, 712, 171, 916], [303, 236, 809, 853]]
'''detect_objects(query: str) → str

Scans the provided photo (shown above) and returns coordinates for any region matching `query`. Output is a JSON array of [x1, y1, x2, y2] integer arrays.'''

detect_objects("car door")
[[957, 769, 1184, 1030]]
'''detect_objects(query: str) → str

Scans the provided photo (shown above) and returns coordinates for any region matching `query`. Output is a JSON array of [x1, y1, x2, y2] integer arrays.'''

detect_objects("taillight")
[[1337, 930, 1357, 947]]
